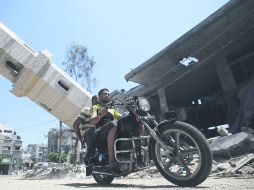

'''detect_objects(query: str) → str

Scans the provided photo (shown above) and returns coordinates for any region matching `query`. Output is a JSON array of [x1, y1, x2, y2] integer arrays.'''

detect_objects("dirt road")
[[0, 175, 253, 190]]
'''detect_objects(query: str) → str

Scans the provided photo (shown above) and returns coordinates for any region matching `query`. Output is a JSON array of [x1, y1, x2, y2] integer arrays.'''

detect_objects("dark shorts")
[[84, 127, 96, 146], [95, 122, 116, 143]]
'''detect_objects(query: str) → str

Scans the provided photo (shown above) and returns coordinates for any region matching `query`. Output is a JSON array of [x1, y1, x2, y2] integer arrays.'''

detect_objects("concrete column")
[[158, 87, 169, 120], [215, 56, 237, 91]]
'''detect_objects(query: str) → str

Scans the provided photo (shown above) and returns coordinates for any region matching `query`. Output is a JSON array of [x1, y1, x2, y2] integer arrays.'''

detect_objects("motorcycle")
[[82, 94, 212, 187]]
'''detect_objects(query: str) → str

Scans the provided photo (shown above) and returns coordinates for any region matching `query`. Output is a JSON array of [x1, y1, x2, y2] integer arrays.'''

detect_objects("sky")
[[0, 0, 229, 147]]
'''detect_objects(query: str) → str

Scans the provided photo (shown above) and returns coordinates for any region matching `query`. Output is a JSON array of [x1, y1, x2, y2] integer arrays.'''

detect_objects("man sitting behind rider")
[[90, 88, 122, 169], [72, 95, 98, 164]]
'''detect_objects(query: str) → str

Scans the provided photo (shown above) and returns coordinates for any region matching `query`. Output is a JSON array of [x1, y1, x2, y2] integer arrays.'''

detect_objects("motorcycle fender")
[[156, 119, 176, 134]]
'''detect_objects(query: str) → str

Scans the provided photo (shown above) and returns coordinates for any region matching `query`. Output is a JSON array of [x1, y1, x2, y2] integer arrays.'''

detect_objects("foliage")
[[60, 154, 67, 163], [69, 154, 78, 164], [48, 152, 67, 163], [0, 155, 4, 163], [62, 42, 96, 92]]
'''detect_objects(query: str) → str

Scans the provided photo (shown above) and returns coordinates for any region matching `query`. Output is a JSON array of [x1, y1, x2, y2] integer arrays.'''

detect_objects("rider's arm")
[[90, 114, 103, 125], [113, 109, 122, 120], [89, 106, 107, 125]]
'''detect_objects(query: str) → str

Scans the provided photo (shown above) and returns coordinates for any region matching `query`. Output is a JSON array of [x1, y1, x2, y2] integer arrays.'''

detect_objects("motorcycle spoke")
[[179, 148, 199, 158], [178, 156, 191, 176], [175, 132, 180, 150], [164, 157, 176, 168]]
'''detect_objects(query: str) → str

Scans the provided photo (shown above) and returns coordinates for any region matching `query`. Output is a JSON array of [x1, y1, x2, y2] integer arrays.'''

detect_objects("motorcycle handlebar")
[[142, 116, 155, 121]]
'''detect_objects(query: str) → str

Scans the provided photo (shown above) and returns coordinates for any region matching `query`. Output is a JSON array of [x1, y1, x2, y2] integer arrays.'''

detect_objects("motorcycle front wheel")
[[150, 121, 212, 187]]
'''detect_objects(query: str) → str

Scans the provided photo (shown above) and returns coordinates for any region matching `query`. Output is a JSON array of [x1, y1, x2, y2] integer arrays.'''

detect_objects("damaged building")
[[125, 0, 254, 138]]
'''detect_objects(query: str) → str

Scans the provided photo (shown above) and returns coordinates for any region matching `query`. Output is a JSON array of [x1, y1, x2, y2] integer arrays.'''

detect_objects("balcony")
[[0, 139, 12, 144], [15, 140, 22, 146], [0, 149, 12, 155]]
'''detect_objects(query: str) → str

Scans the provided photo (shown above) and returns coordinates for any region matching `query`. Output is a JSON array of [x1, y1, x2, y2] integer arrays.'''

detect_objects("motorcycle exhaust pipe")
[[92, 170, 121, 177]]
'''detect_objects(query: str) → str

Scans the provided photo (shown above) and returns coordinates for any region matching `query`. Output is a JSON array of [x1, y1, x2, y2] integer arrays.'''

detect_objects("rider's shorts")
[[95, 121, 116, 143]]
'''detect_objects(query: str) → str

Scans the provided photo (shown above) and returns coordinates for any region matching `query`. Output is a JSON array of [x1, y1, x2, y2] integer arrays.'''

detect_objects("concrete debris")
[[211, 153, 254, 177], [224, 153, 254, 174], [209, 130, 254, 177], [23, 155, 254, 179], [209, 131, 254, 157], [24, 154, 254, 180], [23, 163, 160, 179], [24, 163, 87, 179], [124, 166, 161, 179]]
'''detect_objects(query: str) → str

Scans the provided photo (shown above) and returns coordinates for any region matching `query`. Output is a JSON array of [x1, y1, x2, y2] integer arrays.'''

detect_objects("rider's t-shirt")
[[90, 103, 122, 127]]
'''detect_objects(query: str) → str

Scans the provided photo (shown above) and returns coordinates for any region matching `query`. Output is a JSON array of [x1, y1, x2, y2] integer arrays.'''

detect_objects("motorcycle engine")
[[117, 114, 140, 137]]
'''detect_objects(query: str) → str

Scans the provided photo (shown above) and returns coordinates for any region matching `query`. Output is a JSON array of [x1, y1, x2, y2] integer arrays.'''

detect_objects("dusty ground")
[[0, 175, 253, 190]]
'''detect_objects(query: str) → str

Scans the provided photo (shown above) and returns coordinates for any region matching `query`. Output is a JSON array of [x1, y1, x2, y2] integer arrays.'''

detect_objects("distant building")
[[0, 122, 22, 175], [48, 128, 80, 163], [26, 144, 48, 162]]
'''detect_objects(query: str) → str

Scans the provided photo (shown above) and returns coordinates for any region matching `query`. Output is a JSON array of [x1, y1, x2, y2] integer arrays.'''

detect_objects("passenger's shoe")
[[86, 166, 92, 176], [84, 156, 95, 166]]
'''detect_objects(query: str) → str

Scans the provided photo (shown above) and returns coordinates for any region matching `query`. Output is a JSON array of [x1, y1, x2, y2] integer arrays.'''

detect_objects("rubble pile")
[[211, 153, 254, 177], [23, 156, 254, 180], [24, 163, 87, 179], [209, 128, 254, 177], [125, 166, 161, 179], [127, 154, 254, 179], [24, 130, 254, 179]]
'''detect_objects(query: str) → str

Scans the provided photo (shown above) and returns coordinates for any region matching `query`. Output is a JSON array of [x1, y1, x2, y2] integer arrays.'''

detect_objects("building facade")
[[0, 122, 22, 174], [26, 143, 48, 162], [48, 128, 80, 163]]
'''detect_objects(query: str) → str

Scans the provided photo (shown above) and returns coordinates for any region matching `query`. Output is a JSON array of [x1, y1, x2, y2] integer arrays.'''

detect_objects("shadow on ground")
[[62, 182, 209, 189]]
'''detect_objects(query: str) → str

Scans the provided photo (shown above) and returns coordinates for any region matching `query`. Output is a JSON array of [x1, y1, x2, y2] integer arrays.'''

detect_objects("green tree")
[[48, 152, 67, 163], [62, 42, 96, 93], [59, 153, 67, 163], [48, 152, 58, 163], [62, 42, 96, 164], [0, 155, 4, 163], [69, 154, 78, 164]]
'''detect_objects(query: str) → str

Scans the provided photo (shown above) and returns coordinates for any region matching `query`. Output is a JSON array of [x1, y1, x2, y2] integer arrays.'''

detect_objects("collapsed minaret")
[[0, 22, 92, 128]]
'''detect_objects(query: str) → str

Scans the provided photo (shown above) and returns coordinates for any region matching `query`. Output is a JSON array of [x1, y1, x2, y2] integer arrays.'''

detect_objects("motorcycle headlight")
[[137, 97, 150, 112]]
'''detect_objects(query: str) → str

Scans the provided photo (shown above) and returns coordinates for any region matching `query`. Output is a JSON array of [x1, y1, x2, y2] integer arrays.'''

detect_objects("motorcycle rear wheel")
[[150, 121, 212, 187], [92, 173, 114, 185]]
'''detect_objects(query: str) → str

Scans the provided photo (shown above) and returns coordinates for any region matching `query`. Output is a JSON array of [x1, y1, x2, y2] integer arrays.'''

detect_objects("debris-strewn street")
[[1, 130, 254, 189], [22, 129, 254, 180], [13, 129, 253, 190], [1, 173, 254, 190], [22, 156, 254, 180]]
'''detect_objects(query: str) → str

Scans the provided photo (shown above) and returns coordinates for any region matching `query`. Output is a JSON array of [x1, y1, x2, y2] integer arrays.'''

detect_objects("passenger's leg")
[[107, 126, 117, 163], [84, 127, 96, 163], [73, 118, 82, 142]]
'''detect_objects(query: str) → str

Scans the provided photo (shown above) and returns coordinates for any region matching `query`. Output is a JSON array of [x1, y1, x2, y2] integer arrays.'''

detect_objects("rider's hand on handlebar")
[[99, 107, 108, 117]]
